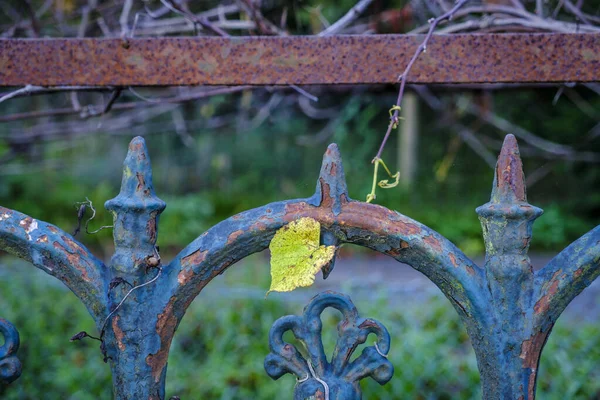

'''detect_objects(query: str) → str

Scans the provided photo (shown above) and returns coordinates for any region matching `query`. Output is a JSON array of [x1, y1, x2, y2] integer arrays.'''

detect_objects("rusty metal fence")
[[0, 33, 599, 400]]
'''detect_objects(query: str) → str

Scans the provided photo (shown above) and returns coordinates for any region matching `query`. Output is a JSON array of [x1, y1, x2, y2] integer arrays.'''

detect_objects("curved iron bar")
[[0, 318, 21, 384], [264, 291, 393, 400], [0, 209, 107, 317], [0, 135, 597, 399]]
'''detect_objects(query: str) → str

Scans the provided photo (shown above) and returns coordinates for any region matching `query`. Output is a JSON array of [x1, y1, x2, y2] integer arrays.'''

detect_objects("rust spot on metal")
[[62, 236, 86, 255], [112, 315, 126, 351], [146, 297, 177, 383], [181, 249, 207, 268], [177, 267, 194, 286], [329, 163, 337, 176], [227, 229, 244, 245], [48, 226, 58, 233], [147, 212, 157, 244], [53, 242, 90, 282], [358, 319, 378, 329], [574, 268, 583, 278], [423, 234, 443, 253], [534, 270, 561, 315], [136, 172, 146, 192], [449, 253, 457, 267], [466, 265, 475, 276], [248, 215, 275, 231], [37, 235, 48, 243]]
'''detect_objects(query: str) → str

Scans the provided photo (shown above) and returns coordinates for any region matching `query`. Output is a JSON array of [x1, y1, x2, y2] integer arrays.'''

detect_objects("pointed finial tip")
[[492, 134, 526, 203], [310, 143, 350, 214], [500, 134, 518, 155], [105, 136, 165, 213], [320, 143, 345, 181], [325, 143, 341, 159], [127, 136, 149, 157]]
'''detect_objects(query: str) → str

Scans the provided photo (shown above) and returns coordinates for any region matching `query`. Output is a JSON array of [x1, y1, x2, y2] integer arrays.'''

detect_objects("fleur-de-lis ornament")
[[265, 291, 394, 400]]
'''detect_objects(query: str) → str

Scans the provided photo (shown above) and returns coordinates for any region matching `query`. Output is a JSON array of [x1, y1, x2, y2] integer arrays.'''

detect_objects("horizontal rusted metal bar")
[[0, 33, 598, 86]]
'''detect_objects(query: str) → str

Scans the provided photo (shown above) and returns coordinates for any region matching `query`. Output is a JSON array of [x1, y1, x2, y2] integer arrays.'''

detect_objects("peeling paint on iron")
[[146, 297, 177, 383], [112, 315, 126, 351]]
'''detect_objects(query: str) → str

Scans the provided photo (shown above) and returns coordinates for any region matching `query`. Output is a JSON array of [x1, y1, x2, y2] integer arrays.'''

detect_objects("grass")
[[0, 256, 599, 399]]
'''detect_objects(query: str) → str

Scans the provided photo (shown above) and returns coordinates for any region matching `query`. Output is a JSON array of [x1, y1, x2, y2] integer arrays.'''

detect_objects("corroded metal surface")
[[1, 34, 599, 86], [0, 135, 598, 399], [265, 292, 393, 400], [0, 318, 21, 384]]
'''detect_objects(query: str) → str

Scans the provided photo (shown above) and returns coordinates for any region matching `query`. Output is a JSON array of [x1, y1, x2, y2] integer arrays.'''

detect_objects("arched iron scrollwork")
[[0, 134, 598, 399], [265, 291, 393, 400], [0, 318, 22, 384]]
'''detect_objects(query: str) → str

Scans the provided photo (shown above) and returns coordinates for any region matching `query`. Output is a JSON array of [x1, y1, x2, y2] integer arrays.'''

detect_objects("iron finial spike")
[[105, 137, 166, 274], [491, 134, 526, 204], [105, 136, 166, 213], [310, 143, 350, 216]]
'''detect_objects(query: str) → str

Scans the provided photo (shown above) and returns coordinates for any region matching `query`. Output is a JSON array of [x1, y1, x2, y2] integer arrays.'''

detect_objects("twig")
[[289, 85, 319, 102], [563, 0, 594, 25], [103, 89, 123, 115], [0, 85, 110, 104], [171, 108, 194, 147], [160, 0, 230, 36], [318, 0, 374, 36], [119, 0, 134, 37], [466, 103, 576, 156], [238, 0, 285, 35], [373, 0, 470, 162], [74, 197, 113, 235], [536, 0, 544, 17], [454, 125, 497, 168], [0, 86, 252, 122]]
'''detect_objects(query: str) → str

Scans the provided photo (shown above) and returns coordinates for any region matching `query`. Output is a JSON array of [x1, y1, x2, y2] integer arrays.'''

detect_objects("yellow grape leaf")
[[268, 217, 335, 295]]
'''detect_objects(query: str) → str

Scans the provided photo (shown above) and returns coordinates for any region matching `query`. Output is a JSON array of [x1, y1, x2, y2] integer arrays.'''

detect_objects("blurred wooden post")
[[398, 92, 418, 187]]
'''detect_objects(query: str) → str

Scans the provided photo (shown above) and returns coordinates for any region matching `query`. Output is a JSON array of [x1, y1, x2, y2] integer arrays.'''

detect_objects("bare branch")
[[318, 0, 374, 36], [0, 85, 110, 104], [0, 86, 251, 122], [119, 0, 134, 37]]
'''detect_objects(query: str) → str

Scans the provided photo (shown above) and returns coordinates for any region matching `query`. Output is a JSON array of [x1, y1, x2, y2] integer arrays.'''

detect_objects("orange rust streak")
[[449, 253, 457, 267], [62, 236, 86, 254], [53, 242, 91, 282], [519, 328, 552, 399], [177, 268, 194, 286], [283, 201, 422, 239], [181, 249, 207, 268], [146, 298, 178, 383], [534, 270, 561, 315], [136, 172, 146, 191], [112, 315, 126, 351], [423, 234, 443, 253], [227, 229, 244, 245]]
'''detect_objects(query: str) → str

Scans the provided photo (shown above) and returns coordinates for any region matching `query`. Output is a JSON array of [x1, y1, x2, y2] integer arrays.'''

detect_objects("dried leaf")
[[268, 217, 335, 295]]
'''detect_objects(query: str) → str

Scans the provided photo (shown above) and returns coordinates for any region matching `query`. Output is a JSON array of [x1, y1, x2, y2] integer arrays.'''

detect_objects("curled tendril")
[[366, 157, 401, 203]]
